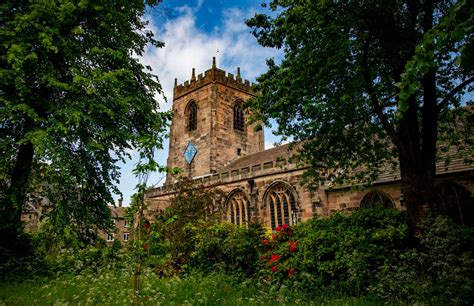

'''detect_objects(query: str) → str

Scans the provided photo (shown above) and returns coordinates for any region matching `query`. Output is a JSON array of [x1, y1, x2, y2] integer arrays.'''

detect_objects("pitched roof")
[[109, 206, 125, 218], [220, 142, 473, 185], [220, 143, 296, 172]]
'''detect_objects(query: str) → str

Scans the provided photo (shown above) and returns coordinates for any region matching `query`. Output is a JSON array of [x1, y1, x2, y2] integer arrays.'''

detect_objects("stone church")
[[145, 58, 474, 229]]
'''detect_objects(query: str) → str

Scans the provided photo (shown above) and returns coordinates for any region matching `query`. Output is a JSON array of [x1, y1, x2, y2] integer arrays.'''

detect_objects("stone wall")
[[146, 158, 474, 228], [166, 59, 264, 182]]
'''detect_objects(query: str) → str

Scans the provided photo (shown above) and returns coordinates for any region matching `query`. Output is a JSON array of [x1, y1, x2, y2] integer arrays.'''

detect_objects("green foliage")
[[0, 0, 170, 241], [246, 0, 472, 185], [257, 224, 300, 289], [0, 269, 385, 305], [190, 222, 265, 276], [125, 192, 143, 224], [0, 231, 130, 282], [258, 209, 409, 296], [246, 0, 474, 231], [372, 216, 474, 304], [152, 176, 225, 267], [3, 208, 472, 304]]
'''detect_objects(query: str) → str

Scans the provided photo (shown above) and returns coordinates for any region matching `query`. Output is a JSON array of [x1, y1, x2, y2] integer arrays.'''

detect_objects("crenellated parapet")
[[173, 57, 255, 99]]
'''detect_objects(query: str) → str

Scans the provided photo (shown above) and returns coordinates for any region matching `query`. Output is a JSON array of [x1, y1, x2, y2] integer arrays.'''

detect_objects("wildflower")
[[268, 254, 281, 264], [282, 224, 288, 230], [262, 239, 270, 245], [272, 234, 277, 240], [289, 241, 297, 253], [272, 266, 277, 272], [275, 226, 281, 232]]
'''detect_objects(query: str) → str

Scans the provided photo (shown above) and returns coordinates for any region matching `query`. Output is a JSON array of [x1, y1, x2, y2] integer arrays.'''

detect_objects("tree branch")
[[361, 41, 399, 144], [437, 76, 474, 111]]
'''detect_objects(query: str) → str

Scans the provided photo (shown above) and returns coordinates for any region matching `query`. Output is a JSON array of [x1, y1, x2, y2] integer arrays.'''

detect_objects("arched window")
[[187, 101, 197, 132], [233, 102, 244, 131], [264, 182, 298, 229], [226, 189, 250, 226], [360, 190, 395, 209], [435, 182, 473, 226]]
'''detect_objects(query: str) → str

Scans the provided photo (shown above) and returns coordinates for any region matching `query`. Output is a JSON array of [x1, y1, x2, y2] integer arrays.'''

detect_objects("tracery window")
[[435, 182, 473, 226], [226, 189, 250, 226], [187, 101, 197, 132], [264, 182, 298, 230], [233, 102, 244, 131], [360, 190, 395, 209]]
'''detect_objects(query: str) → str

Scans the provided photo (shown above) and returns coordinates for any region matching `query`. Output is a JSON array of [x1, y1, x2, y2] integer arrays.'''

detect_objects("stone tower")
[[166, 58, 264, 183]]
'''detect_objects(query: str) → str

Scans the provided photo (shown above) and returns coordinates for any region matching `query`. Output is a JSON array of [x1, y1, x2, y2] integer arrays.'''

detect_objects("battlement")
[[145, 157, 304, 198], [173, 57, 255, 99]]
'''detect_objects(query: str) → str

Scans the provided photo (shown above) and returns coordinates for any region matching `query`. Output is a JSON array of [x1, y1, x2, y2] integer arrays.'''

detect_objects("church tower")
[[166, 58, 264, 182]]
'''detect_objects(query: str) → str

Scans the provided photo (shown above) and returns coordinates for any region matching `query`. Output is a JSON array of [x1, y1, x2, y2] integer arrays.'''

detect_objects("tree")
[[154, 176, 224, 266], [246, 0, 473, 232], [0, 0, 170, 248]]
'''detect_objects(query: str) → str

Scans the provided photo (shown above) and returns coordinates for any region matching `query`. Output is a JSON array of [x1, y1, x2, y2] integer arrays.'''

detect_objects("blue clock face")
[[183, 141, 197, 164]]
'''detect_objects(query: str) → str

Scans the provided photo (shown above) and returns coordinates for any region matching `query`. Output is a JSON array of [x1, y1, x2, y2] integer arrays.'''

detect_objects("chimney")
[[118, 198, 123, 207]]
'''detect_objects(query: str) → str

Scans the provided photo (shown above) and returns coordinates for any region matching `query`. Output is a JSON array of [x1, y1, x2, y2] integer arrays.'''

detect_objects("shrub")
[[190, 222, 264, 277], [257, 208, 409, 296], [257, 224, 299, 288], [151, 177, 225, 267], [372, 215, 474, 304]]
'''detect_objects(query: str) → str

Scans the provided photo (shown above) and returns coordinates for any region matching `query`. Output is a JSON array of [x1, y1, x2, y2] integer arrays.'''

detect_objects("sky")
[[113, 0, 283, 205]]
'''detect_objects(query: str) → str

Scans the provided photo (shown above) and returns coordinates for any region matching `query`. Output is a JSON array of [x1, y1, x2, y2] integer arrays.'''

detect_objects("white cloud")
[[115, 4, 282, 205], [140, 4, 281, 111]]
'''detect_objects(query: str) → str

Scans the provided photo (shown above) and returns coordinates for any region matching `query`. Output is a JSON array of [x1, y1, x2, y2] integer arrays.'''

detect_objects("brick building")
[[145, 59, 474, 228], [103, 199, 132, 245]]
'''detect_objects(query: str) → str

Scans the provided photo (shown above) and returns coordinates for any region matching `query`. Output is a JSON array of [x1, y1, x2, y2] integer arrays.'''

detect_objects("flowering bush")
[[255, 209, 413, 296], [257, 224, 300, 288]]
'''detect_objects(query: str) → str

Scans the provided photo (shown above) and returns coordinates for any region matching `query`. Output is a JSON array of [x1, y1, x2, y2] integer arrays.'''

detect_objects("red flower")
[[282, 224, 288, 230], [272, 234, 277, 240], [288, 268, 296, 277], [272, 266, 277, 272], [262, 239, 270, 245], [261, 255, 266, 261], [275, 226, 281, 232], [289, 241, 297, 253], [268, 254, 281, 264]]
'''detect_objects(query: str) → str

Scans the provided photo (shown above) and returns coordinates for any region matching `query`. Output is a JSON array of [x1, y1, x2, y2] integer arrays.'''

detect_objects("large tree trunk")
[[397, 67, 438, 234], [1, 142, 34, 244], [399, 158, 435, 234]]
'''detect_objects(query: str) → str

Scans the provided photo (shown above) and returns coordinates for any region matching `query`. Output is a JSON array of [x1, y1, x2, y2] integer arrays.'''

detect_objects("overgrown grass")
[[0, 269, 386, 305]]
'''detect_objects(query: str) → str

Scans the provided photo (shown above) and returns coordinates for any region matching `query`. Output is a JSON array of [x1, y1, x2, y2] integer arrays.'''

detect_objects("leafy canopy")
[[0, 0, 170, 238], [246, 0, 473, 187]]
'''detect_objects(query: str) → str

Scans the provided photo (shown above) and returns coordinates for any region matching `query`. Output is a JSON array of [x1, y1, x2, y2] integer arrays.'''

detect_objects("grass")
[[0, 268, 387, 305]]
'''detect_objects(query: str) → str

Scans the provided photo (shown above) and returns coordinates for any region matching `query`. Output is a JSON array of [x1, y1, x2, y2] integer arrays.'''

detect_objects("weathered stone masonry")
[[146, 60, 474, 229]]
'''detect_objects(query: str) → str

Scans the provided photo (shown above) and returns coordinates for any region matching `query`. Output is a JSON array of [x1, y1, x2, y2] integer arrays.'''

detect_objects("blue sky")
[[114, 0, 282, 205]]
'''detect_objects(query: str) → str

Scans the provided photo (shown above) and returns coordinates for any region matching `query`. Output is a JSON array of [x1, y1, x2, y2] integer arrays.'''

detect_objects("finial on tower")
[[212, 57, 216, 69], [191, 68, 196, 81], [237, 67, 241, 80], [174, 78, 178, 88]]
